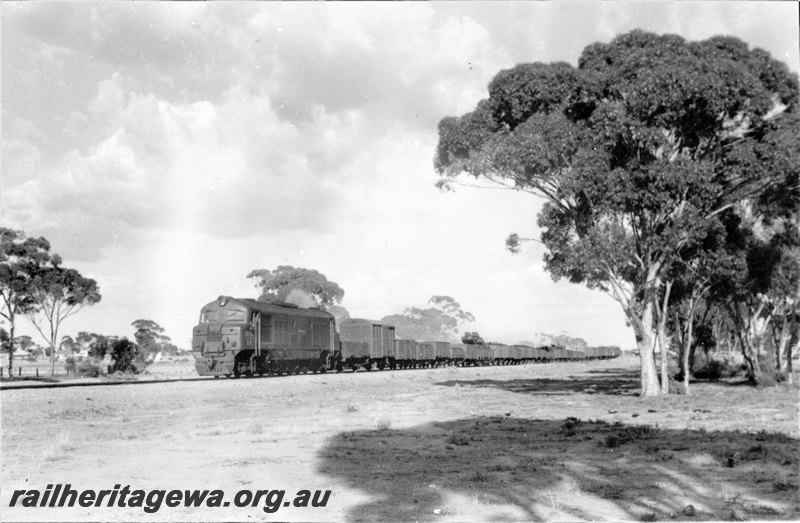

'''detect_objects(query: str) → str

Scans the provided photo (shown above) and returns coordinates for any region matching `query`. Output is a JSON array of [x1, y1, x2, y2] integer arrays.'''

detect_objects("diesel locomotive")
[[192, 296, 335, 377], [191, 296, 622, 378]]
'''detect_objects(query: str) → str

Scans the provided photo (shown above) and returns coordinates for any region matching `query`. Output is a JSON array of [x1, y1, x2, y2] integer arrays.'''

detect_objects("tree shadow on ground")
[[318, 417, 799, 522], [435, 367, 641, 396]]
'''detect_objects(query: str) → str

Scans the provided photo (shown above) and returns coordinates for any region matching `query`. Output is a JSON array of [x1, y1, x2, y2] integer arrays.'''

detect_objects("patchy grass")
[[319, 416, 800, 522]]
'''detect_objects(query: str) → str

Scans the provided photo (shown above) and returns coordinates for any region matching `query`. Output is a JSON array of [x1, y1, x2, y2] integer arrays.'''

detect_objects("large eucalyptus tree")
[[435, 30, 799, 395]]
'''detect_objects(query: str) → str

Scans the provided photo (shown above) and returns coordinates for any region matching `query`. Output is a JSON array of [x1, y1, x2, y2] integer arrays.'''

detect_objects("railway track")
[[0, 359, 562, 391]]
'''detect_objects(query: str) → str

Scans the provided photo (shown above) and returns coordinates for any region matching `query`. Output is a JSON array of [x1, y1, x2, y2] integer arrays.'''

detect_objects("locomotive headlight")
[[217, 295, 229, 307]]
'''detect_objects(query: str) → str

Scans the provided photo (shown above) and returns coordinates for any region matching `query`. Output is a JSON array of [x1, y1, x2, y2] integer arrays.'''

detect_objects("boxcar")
[[192, 296, 335, 377], [339, 319, 396, 370]]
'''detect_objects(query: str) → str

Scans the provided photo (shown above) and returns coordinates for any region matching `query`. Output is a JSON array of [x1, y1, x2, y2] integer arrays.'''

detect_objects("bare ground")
[[1, 355, 798, 522]]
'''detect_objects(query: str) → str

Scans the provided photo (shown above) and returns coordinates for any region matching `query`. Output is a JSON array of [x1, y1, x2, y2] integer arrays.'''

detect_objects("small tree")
[[0, 228, 55, 378], [28, 265, 101, 375], [60, 335, 78, 355], [110, 337, 142, 373], [247, 266, 344, 309], [132, 319, 171, 362]]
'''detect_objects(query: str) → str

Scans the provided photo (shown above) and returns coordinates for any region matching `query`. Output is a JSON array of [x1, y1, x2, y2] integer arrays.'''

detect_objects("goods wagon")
[[433, 342, 451, 365], [449, 344, 467, 366], [489, 342, 511, 365], [192, 296, 334, 377], [512, 345, 535, 363], [339, 319, 396, 370], [416, 342, 436, 367], [394, 339, 417, 369]]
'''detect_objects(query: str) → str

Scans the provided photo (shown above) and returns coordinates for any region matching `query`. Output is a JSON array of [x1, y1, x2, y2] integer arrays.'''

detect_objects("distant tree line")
[[1, 227, 181, 377]]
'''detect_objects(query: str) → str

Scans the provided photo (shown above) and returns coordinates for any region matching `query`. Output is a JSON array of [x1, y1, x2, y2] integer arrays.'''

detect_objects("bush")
[[76, 359, 101, 377], [110, 338, 145, 374], [64, 356, 77, 375], [754, 353, 786, 387], [693, 359, 729, 381]]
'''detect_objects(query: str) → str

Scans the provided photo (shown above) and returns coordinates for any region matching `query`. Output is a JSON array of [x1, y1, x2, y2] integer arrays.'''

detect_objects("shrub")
[[64, 356, 77, 375], [693, 359, 726, 380], [754, 353, 786, 387], [110, 338, 145, 374], [76, 359, 101, 377]]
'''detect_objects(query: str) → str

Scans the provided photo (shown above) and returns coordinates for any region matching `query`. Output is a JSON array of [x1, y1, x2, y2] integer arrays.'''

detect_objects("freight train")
[[191, 296, 622, 378]]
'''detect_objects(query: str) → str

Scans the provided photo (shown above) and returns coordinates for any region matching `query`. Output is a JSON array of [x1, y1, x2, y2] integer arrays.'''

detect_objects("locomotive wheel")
[[365, 364, 372, 371], [350, 365, 357, 372]]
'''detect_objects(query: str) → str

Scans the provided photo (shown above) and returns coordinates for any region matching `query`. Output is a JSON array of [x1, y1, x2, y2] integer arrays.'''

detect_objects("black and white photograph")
[[1, 1, 798, 521]]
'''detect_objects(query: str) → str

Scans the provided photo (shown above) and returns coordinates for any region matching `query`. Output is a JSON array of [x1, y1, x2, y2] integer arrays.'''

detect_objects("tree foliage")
[[0, 228, 58, 377], [247, 266, 344, 309], [27, 264, 101, 375], [109, 337, 143, 374], [132, 319, 172, 362], [435, 30, 799, 395], [73, 331, 116, 360], [382, 295, 475, 342], [327, 305, 351, 328]]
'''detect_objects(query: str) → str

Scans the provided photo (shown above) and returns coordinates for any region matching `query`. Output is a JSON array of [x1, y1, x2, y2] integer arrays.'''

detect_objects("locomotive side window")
[[264, 320, 272, 342], [312, 323, 326, 346], [274, 320, 288, 345]]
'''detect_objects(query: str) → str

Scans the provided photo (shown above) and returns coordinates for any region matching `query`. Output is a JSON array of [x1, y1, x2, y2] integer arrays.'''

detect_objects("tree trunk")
[[632, 301, 660, 396], [656, 280, 673, 394], [683, 317, 693, 393], [775, 318, 788, 374], [786, 313, 798, 384], [639, 337, 660, 396], [658, 325, 669, 394], [7, 314, 15, 378], [605, 266, 662, 397]]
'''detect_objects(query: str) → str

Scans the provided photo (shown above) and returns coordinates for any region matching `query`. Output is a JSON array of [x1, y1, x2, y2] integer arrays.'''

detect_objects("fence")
[[0, 361, 72, 378], [0, 357, 197, 379]]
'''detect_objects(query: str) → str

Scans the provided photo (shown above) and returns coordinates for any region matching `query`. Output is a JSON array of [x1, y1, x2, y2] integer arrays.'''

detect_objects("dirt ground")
[[1, 355, 798, 522]]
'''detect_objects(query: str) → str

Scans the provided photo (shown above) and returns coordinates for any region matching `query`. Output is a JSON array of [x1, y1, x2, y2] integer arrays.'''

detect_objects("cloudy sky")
[[2, 2, 798, 349]]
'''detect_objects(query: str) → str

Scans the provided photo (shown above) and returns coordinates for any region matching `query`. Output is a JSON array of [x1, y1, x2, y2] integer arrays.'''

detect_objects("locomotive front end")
[[192, 296, 247, 377]]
